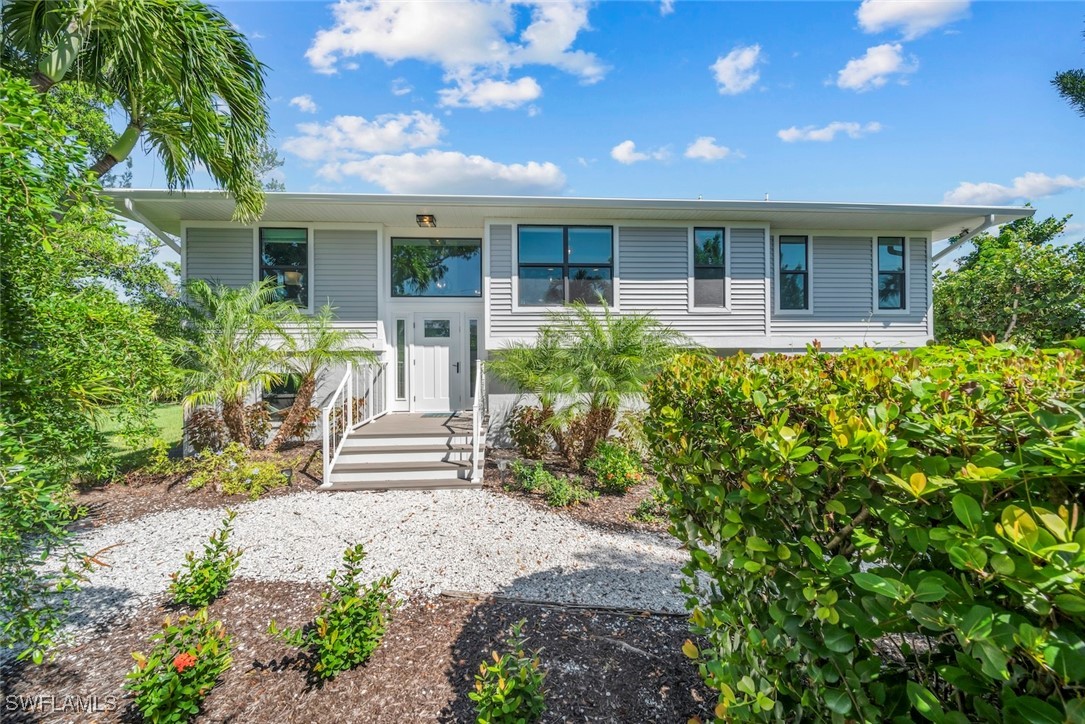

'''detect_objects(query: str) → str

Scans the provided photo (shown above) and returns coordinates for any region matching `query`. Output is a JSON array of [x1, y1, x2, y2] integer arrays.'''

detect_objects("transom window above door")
[[517, 225, 613, 306], [391, 238, 482, 297]]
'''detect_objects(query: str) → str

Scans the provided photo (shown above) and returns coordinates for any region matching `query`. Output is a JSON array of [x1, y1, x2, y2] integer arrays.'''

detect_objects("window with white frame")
[[259, 228, 308, 307], [517, 225, 613, 306], [778, 235, 810, 311], [877, 237, 907, 310], [692, 227, 726, 308]]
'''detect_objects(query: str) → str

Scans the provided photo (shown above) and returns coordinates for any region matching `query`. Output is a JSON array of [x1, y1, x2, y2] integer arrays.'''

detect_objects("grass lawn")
[[99, 403, 183, 472]]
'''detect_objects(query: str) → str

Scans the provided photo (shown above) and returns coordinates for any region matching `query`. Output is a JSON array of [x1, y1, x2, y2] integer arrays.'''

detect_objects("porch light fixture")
[[416, 214, 437, 227]]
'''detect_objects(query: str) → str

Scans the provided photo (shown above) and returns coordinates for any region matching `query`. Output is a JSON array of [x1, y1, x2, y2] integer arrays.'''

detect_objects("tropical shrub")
[[125, 608, 232, 724], [508, 460, 596, 507], [646, 343, 1085, 721], [184, 407, 229, 453], [470, 619, 546, 724], [585, 441, 645, 493], [269, 544, 398, 680], [169, 511, 242, 608], [631, 484, 668, 523], [616, 409, 650, 460], [508, 460, 552, 492], [186, 444, 288, 499], [507, 405, 552, 458]]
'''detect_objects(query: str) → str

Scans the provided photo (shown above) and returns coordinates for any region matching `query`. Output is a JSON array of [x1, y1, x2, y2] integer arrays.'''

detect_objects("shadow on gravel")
[[437, 546, 711, 723]]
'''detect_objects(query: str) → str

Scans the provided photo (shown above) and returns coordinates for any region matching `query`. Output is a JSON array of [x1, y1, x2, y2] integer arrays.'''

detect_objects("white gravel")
[[61, 489, 688, 638]]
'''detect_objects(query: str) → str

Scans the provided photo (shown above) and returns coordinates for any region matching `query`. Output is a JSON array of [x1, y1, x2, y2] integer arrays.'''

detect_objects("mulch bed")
[[2, 580, 713, 723], [72, 443, 325, 528], [484, 448, 668, 535]]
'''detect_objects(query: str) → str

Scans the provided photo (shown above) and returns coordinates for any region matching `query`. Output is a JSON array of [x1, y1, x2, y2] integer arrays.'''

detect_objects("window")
[[260, 228, 308, 307], [263, 377, 298, 412], [395, 319, 407, 400], [469, 319, 479, 398], [693, 228, 726, 308], [877, 237, 907, 310], [778, 236, 810, 311], [423, 319, 450, 338], [391, 238, 481, 297], [517, 225, 613, 306]]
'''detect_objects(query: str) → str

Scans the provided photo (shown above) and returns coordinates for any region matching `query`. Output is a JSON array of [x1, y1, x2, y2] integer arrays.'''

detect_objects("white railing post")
[[471, 360, 483, 482], [322, 406, 331, 484]]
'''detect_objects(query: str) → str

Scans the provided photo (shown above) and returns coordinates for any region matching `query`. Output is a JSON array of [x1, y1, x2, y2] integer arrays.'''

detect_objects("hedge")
[[645, 343, 1085, 722]]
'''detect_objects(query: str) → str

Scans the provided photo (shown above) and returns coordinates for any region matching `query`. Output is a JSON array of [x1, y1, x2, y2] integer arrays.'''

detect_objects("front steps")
[[323, 413, 484, 491]]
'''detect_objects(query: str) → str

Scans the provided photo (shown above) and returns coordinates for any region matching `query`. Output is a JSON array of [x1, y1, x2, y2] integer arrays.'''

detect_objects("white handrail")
[[471, 360, 484, 482], [322, 360, 391, 485]]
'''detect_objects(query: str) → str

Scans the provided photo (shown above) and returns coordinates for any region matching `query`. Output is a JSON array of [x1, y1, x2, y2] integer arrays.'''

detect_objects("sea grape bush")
[[645, 343, 1085, 721], [269, 544, 398, 679], [125, 608, 232, 724], [169, 511, 242, 608], [470, 619, 547, 724]]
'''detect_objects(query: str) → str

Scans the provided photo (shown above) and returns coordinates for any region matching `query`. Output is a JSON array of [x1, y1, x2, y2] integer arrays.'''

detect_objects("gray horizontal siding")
[[185, 228, 252, 288], [771, 235, 930, 336], [313, 229, 378, 323]]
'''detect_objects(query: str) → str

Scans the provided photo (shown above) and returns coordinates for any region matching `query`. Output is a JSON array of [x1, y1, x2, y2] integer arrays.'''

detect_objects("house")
[[113, 190, 1033, 489]]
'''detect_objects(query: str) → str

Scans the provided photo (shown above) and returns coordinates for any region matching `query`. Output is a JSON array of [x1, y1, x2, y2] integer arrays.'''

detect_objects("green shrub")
[[469, 619, 546, 724], [508, 460, 596, 507], [187, 443, 288, 499], [169, 510, 242, 608], [507, 405, 552, 458], [269, 544, 398, 680], [646, 343, 1085, 721], [585, 440, 645, 493], [631, 484, 668, 523], [125, 608, 232, 724], [616, 409, 650, 459], [508, 460, 552, 492]]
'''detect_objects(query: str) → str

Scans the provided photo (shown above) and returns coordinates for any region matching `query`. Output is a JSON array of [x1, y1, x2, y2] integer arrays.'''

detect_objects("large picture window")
[[391, 238, 481, 297], [260, 228, 308, 307], [877, 237, 907, 310], [778, 235, 810, 311], [693, 228, 726, 308], [517, 225, 613, 306]]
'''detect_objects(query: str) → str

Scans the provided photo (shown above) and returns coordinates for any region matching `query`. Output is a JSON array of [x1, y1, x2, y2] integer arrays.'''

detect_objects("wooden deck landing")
[[350, 412, 474, 437]]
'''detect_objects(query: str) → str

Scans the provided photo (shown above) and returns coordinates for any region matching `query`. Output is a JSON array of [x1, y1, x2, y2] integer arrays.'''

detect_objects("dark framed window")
[[391, 238, 481, 297], [693, 228, 726, 308], [260, 228, 308, 307], [877, 237, 906, 310], [778, 235, 809, 311], [517, 225, 613, 306], [263, 377, 298, 412]]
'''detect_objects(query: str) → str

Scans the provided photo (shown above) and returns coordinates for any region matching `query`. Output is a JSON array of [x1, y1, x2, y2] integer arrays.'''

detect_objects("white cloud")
[[858, 0, 970, 40], [306, 0, 607, 112], [289, 95, 318, 113], [390, 77, 412, 96], [943, 172, 1085, 205], [438, 76, 542, 110], [660, 0, 675, 16], [777, 121, 883, 142], [610, 140, 669, 165], [326, 150, 566, 194], [684, 136, 732, 160], [836, 43, 918, 91], [711, 44, 762, 95], [283, 112, 445, 162]]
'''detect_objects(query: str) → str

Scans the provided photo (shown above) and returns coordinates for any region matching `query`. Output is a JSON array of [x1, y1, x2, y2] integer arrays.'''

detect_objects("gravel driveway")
[[64, 489, 687, 637]]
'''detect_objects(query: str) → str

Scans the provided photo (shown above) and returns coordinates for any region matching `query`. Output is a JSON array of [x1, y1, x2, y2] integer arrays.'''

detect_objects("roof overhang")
[[107, 189, 1034, 242]]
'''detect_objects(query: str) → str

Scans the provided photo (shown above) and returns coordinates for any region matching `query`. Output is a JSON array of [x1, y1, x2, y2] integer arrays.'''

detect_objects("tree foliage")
[[934, 215, 1085, 346], [1053, 25, 1085, 117]]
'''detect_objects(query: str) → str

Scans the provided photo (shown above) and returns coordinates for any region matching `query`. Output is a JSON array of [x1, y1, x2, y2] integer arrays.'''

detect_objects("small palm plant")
[[177, 279, 294, 447], [266, 304, 377, 451]]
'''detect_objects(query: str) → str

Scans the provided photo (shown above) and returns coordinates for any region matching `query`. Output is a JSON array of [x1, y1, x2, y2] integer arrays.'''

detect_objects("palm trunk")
[[267, 376, 317, 451], [222, 400, 250, 447], [33, 16, 88, 93], [89, 123, 141, 178]]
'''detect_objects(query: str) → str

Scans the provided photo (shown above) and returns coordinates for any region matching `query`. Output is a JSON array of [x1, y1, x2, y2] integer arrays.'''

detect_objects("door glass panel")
[[395, 319, 406, 400], [469, 319, 478, 397], [423, 319, 451, 338]]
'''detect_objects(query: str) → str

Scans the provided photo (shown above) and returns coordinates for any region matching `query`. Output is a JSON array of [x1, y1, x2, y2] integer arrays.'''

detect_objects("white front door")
[[414, 316, 461, 411]]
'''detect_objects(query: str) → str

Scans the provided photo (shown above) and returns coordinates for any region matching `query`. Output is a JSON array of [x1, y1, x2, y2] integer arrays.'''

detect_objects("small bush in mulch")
[[268, 544, 399, 682], [169, 510, 242, 609], [470, 618, 547, 724], [631, 484, 668, 524], [507, 460, 596, 508], [124, 608, 232, 724], [585, 441, 645, 493], [187, 444, 291, 500]]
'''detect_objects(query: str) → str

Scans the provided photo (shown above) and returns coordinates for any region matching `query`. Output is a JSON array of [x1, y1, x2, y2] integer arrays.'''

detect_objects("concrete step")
[[342, 432, 473, 448], [321, 478, 482, 492], [328, 459, 474, 485], [336, 444, 473, 464]]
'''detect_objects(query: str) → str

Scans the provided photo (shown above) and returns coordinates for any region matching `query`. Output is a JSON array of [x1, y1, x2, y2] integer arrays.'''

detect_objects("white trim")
[[687, 225, 732, 314], [926, 236, 935, 339], [482, 222, 492, 361], [772, 233, 815, 316], [762, 225, 772, 336], [872, 235, 911, 316], [179, 223, 189, 285], [508, 220, 622, 314]]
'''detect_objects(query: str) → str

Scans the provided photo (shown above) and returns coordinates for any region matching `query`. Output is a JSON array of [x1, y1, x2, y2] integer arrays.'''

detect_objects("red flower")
[[173, 652, 197, 673]]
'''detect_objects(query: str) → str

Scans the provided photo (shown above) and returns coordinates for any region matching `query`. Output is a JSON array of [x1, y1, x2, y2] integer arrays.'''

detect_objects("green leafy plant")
[[125, 608, 232, 724], [269, 544, 398, 680], [469, 619, 547, 724], [646, 343, 1085, 721], [507, 405, 552, 459], [186, 443, 288, 499], [169, 511, 242, 609], [632, 484, 668, 523], [508, 460, 596, 507], [585, 440, 645, 494]]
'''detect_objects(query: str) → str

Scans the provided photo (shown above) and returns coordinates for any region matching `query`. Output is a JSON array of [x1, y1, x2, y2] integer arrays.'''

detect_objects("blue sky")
[[125, 0, 1085, 245]]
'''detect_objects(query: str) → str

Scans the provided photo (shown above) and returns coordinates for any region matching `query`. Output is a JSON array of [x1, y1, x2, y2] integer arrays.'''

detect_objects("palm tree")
[[2, 0, 269, 221], [266, 305, 377, 451], [487, 325, 569, 452], [177, 279, 293, 446]]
